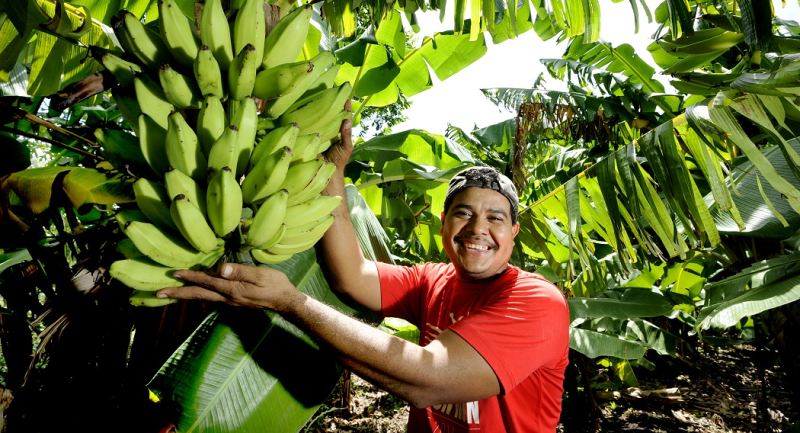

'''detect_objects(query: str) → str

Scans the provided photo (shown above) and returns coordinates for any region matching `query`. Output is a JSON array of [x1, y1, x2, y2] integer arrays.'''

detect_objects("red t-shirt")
[[376, 262, 570, 433]]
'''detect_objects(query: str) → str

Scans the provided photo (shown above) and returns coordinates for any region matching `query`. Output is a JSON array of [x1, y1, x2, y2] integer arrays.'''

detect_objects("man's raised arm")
[[319, 115, 381, 312]]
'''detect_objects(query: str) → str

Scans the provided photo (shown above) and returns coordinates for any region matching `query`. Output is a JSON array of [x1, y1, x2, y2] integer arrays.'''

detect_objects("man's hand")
[[324, 99, 353, 173], [157, 263, 302, 312]]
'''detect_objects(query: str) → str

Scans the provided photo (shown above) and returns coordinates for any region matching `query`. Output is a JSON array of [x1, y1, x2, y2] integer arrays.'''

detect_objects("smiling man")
[[157, 121, 570, 433]]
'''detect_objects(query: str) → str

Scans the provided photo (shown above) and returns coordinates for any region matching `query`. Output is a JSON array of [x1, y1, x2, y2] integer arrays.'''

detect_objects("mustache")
[[454, 235, 496, 248]]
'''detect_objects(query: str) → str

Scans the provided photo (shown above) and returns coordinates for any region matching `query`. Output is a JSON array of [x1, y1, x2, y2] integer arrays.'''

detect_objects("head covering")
[[444, 166, 519, 224]]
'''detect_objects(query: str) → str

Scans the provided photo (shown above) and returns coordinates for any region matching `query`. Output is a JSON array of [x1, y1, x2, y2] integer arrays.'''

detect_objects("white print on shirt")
[[424, 313, 480, 427]]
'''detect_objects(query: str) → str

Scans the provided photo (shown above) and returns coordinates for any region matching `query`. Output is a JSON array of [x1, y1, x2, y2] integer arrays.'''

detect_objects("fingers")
[[339, 117, 352, 148], [216, 262, 267, 285], [155, 265, 259, 300], [157, 285, 229, 303], [324, 103, 354, 169]]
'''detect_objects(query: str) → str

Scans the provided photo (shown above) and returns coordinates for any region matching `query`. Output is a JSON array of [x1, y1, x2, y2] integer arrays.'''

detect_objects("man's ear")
[[440, 211, 446, 234], [512, 223, 520, 237]]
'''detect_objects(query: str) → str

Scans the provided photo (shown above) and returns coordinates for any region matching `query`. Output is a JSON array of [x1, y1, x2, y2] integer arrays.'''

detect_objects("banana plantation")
[[0, 0, 799, 431]]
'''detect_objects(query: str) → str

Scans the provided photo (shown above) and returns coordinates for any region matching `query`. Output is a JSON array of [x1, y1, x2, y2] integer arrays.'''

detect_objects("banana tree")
[[0, 0, 629, 431], [431, 0, 800, 394]]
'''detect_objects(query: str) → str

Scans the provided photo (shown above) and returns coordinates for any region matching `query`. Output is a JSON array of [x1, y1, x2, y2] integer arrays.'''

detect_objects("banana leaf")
[[569, 326, 648, 360], [710, 138, 800, 238], [567, 288, 673, 321], [147, 185, 389, 433], [696, 252, 800, 331]]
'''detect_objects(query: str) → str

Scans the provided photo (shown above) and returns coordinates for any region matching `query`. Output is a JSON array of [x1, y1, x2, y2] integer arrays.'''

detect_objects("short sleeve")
[[375, 261, 426, 325], [449, 274, 570, 393]]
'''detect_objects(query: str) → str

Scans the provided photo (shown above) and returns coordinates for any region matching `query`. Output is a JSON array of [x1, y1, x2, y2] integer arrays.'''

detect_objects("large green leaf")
[[0, 12, 26, 81], [567, 288, 674, 321], [569, 327, 648, 359], [710, 138, 800, 237], [1, 0, 116, 95], [697, 272, 800, 331], [148, 187, 390, 433]]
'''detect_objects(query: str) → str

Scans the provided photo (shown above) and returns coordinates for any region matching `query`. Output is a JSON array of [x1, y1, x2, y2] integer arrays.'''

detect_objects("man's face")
[[440, 187, 520, 280]]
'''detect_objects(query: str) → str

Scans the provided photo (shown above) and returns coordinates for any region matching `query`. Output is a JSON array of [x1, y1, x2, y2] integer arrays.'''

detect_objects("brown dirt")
[[302, 343, 798, 432]]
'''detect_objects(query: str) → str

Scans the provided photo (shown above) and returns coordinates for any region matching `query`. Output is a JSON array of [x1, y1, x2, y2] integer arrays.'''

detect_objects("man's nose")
[[463, 216, 489, 234]]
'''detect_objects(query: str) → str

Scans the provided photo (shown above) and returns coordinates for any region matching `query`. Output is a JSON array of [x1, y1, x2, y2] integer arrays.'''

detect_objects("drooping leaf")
[[5, 166, 71, 214], [61, 167, 133, 209]]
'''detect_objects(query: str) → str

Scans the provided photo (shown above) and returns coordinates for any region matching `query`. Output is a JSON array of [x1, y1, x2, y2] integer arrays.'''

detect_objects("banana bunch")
[[104, 0, 352, 306]]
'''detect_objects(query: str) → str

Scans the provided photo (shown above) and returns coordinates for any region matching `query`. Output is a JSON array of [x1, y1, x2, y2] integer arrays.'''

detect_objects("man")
[[157, 119, 570, 432]]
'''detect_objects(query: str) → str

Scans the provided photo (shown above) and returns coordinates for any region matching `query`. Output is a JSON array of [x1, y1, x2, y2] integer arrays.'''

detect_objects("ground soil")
[[301, 343, 798, 433]]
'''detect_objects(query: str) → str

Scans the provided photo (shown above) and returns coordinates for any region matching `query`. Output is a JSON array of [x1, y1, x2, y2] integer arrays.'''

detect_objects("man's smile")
[[457, 238, 494, 252]]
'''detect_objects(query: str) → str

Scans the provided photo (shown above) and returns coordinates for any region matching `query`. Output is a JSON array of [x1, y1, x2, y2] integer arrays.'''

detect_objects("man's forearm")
[[278, 289, 436, 407]]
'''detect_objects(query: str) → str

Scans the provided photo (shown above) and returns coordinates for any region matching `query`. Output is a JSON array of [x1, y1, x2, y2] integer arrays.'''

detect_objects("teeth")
[[463, 242, 489, 251]]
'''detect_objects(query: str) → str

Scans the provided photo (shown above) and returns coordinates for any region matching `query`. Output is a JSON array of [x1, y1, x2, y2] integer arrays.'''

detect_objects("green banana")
[[280, 82, 352, 135], [110, 257, 182, 291], [261, 5, 313, 69], [241, 146, 293, 204], [283, 194, 341, 229], [286, 160, 336, 205], [279, 213, 334, 245], [197, 95, 227, 155], [250, 248, 292, 265], [129, 290, 179, 307], [233, 0, 266, 65], [206, 125, 240, 176], [165, 111, 207, 181], [253, 58, 316, 100], [245, 189, 288, 248], [99, 51, 142, 86], [291, 132, 322, 162], [256, 221, 285, 249], [170, 194, 220, 252], [313, 135, 334, 156], [206, 166, 243, 237], [113, 86, 143, 132], [164, 168, 207, 214], [315, 110, 352, 143], [257, 117, 277, 134], [117, 238, 144, 259], [230, 97, 258, 178], [123, 220, 220, 268], [133, 177, 177, 230], [278, 158, 324, 197], [303, 63, 340, 96], [199, 0, 234, 70], [133, 74, 174, 129], [194, 45, 225, 98], [112, 10, 170, 69], [158, 0, 199, 67], [248, 123, 300, 170], [229, 44, 258, 100], [115, 209, 148, 231], [137, 114, 170, 175], [258, 51, 336, 118], [158, 63, 200, 109], [264, 232, 321, 255]]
